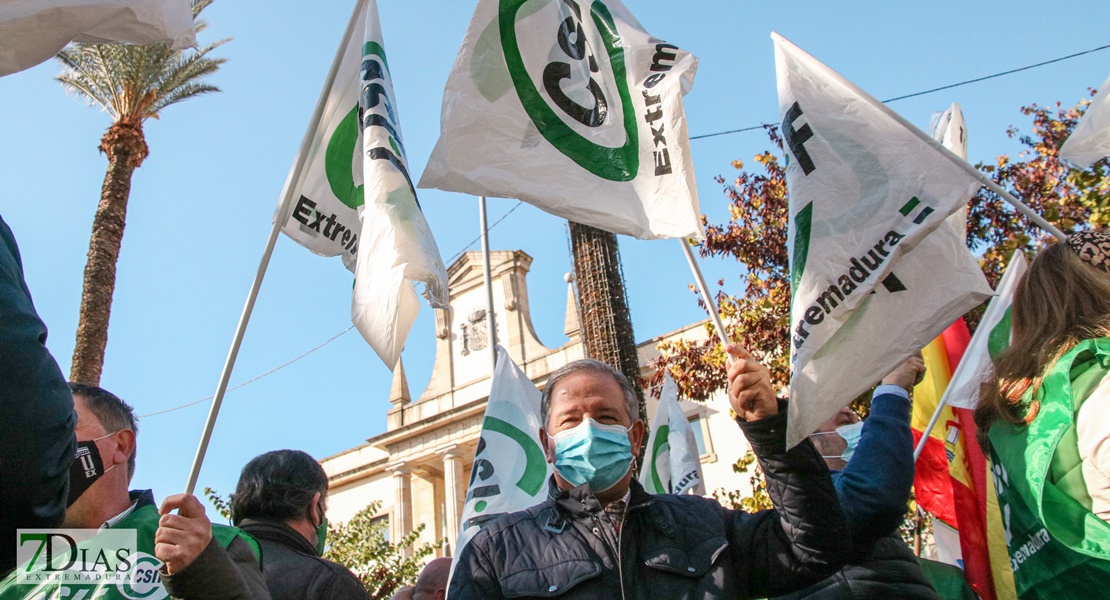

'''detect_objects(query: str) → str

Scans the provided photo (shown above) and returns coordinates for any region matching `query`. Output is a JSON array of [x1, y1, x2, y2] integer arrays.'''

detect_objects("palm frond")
[[54, 0, 228, 125]]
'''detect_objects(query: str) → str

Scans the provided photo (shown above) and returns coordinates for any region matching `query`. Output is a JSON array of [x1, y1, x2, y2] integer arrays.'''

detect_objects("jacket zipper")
[[617, 517, 626, 600]]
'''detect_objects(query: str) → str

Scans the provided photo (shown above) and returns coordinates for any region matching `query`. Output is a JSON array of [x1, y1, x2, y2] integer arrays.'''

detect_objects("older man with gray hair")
[[448, 346, 850, 599]]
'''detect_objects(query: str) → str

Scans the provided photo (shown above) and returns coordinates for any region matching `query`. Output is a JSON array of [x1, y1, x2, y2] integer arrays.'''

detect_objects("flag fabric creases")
[[277, 0, 448, 369], [419, 0, 703, 241], [772, 32, 992, 446], [639, 373, 704, 496]]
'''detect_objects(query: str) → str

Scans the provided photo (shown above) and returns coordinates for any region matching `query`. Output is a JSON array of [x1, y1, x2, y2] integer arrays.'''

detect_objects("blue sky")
[[1, 0, 1107, 514]]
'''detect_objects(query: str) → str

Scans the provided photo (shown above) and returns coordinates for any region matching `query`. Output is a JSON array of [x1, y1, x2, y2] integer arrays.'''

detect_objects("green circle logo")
[[499, 0, 638, 181]]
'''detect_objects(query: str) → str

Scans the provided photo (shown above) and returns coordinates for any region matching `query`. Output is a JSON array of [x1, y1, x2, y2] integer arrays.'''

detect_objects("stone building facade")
[[320, 249, 754, 557]]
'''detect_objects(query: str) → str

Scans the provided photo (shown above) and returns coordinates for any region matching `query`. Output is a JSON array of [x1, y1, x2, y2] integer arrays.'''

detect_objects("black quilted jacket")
[[448, 410, 850, 600]]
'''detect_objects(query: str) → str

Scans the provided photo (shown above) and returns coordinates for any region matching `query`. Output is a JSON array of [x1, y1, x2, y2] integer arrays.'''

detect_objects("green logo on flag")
[[649, 424, 670, 493], [325, 105, 364, 210], [499, 0, 638, 181]]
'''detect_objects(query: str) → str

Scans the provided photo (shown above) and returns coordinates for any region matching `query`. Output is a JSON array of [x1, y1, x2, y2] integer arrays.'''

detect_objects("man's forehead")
[[549, 372, 627, 413]]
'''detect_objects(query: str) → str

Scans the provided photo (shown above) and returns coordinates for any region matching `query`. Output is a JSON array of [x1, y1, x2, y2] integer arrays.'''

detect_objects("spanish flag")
[[913, 319, 1017, 600]]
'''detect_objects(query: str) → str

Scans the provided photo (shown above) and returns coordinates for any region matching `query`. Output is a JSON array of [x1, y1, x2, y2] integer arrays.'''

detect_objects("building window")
[[372, 514, 390, 542]]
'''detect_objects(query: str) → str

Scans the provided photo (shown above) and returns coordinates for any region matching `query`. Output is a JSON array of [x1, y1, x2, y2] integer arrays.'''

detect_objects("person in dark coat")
[[775, 354, 940, 599], [448, 346, 851, 599], [231, 450, 368, 600], [0, 215, 74, 575]]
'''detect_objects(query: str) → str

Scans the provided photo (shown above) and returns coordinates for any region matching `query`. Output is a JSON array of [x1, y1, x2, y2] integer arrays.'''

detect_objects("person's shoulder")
[[464, 501, 551, 550]]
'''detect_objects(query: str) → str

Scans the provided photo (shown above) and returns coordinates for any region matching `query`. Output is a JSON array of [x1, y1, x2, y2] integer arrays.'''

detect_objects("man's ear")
[[111, 429, 136, 470], [539, 428, 554, 464], [309, 492, 323, 526], [629, 420, 646, 458]]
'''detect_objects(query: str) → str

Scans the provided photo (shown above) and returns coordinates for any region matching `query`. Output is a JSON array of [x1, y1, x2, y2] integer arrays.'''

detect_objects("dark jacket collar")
[[129, 489, 156, 509], [238, 518, 318, 557], [547, 476, 655, 520]]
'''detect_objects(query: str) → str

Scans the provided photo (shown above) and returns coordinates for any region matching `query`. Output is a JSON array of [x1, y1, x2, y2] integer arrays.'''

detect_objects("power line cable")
[[689, 41, 1110, 141]]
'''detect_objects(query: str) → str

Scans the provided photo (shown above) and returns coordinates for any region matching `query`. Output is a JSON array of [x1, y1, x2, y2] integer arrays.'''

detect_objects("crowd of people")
[[3, 207, 1110, 599]]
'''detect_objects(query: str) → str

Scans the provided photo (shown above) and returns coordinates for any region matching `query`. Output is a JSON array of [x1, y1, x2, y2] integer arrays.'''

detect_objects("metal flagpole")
[[772, 33, 1067, 243], [679, 240, 732, 349], [479, 196, 498, 372], [183, 0, 367, 495], [913, 395, 949, 462]]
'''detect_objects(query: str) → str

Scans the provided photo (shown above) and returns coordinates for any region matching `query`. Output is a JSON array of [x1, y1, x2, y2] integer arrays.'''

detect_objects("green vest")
[[988, 338, 1110, 598], [0, 492, 259, 599]]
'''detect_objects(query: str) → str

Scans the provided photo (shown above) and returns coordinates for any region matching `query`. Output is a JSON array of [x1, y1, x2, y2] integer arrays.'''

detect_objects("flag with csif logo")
[[419, 0, 703, 241], [454, 346, 553, 569], [639, 373, 704, 495], [774, 32, 991, 447], [277, 0, 448, 369]]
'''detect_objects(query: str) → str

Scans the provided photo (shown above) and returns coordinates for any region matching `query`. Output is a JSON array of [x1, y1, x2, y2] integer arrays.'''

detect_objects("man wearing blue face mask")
[[774, 353, 939, 600], [449, 346, 851, 600]]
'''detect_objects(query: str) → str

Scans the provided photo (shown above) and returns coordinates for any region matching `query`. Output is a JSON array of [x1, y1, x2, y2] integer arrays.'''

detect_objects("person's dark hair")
[[230, 450, 328, 525], [540, 359, 639, 426], [69, 382, 138, 480], [975, 240, 1110, 438]]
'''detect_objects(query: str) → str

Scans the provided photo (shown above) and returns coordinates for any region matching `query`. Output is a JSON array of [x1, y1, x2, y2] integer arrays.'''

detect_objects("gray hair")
[[540, 359, 639, 426]]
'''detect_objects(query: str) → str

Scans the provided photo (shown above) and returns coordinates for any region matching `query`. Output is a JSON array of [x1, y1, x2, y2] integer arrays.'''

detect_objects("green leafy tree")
[[322, 501, 440, 600], [56, 0, 227, 385], [204, 489, 438, 600], [653, 93, 1109, 508]]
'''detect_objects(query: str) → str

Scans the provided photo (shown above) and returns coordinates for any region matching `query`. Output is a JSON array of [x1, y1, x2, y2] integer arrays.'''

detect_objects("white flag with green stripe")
[[942, 253, 1028, 410], [419, 0, 703, 241], [639, 373, 704, 495], [455, 346, 553, 561], [774, 33, 991, 445], [278, 0, 448, 369]]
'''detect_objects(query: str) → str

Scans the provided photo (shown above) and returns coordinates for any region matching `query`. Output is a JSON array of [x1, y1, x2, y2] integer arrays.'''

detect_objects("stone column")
[[438, 445, 465, 555], [389, 463, 413, 556]]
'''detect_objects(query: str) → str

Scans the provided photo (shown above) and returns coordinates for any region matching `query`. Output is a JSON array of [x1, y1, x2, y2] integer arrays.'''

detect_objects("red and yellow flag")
[[912, 319, 1016, 600]]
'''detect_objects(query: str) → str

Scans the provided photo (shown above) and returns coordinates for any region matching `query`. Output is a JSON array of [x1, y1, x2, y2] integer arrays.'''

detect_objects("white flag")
[[454, 346, 553, 561], [1059, 73, 1110, 168], [419, 0, 703, 241], [278, 0, 448, 368], [639, 374, 704, 496], [773, 33, 992, 446], [942, 253, 1028, 410], [0, 0, 195, 77]]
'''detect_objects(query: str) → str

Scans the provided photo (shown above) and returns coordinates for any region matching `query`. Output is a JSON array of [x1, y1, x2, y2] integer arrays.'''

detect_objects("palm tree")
[[57, 0, 227, 384]]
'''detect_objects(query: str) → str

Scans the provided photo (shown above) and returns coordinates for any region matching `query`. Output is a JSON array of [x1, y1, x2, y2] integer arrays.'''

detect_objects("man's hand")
[[881, 351, 927, 394], [726, 344, 777, 421], [155, 494, 212, 575]]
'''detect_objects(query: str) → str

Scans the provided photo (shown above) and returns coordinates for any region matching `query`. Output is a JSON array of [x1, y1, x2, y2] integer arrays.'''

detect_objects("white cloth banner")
[[639, 373, 704, 495], [1059, 72, 1110, 168], [773, 33, 992, 446], [419, 0, 704, 241], [942, 253, 1028, 410], [0, 0, 194, 77], [454, 345, 553, 564], [277, 0, 448, 368]]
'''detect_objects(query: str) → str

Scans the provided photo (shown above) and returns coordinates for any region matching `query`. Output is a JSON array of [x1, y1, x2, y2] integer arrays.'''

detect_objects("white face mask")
[[811, 421, 864, 462]]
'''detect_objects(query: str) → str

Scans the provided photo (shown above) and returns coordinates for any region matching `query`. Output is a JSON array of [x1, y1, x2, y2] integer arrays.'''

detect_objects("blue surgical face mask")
[[547, 418, 634, 494], [812, 421, 865, 463]]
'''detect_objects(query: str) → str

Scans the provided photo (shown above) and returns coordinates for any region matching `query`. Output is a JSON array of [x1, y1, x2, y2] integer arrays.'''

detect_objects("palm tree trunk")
[[70, 127, 144, 385], [568, 221, 647, 464]]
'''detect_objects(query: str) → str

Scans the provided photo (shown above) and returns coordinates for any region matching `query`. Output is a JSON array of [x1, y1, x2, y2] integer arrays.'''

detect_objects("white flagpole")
[[913, 395, 948, 462], [679, 240, 731, 349], [183, 0, 367, 495], [479, 196, 498, 373], [772, 33, 1066, 243]]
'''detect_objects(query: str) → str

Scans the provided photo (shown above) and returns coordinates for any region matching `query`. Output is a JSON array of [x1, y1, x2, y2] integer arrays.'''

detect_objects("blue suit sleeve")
[[831, 388, 915, 543], [0, 215, 74, 573]]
